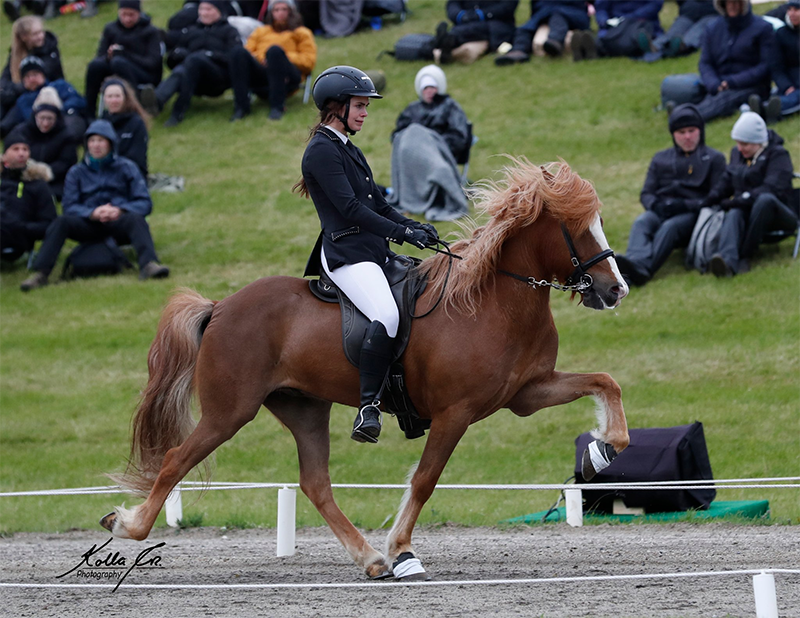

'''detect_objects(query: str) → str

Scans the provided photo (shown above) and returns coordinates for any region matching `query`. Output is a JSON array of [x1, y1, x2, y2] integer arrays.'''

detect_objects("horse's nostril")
[[611, 284, 627, 300]]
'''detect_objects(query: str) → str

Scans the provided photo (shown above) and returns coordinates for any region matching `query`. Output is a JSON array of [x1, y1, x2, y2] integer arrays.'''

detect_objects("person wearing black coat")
[[84, 0, 164, 118], [5, 85, 77, 200], [298, 66, 437, 444], [1, 133, 56, 263], [1, 16, 64, 116], [615, 104, 726, 286], [768, 0, 800, 119], [702, 112, 795, 277], [434, 1, 518, 62], [153, 0, 241, 127], [100, 77, 149, 177]]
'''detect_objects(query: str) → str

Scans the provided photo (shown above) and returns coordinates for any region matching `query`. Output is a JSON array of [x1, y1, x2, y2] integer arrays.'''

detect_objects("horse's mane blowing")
[[417, 158, 601, 316]]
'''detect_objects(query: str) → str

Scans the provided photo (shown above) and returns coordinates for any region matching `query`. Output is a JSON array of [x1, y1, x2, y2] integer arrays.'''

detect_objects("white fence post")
[[565, 488, 583, 527], [276, 487, 296, 557], [753, 572, 779, 618], [165, 486, 183, 527]]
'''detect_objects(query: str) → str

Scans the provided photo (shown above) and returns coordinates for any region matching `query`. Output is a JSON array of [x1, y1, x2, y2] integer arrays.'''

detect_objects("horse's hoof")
[[99, 511, 117, 532], [392, 552, 428, 581], [366, 561, 392, 580], [582, 439, 618, 481]]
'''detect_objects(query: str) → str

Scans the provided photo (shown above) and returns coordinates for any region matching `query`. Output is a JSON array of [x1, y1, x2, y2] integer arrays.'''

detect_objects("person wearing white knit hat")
[[701, 111, 796, 276]]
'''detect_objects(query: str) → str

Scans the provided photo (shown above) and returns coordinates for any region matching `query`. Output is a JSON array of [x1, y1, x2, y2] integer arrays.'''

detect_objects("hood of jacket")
[[668, 103, 706, 149], [766, 129, 785, 149], [713, 0, 754, 30], [83, 119, 119, 152], [22, 159, 54, 183]]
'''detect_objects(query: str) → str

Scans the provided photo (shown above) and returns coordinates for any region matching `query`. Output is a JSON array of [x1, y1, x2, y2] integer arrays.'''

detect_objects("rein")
[[418, 223, 615, 310]]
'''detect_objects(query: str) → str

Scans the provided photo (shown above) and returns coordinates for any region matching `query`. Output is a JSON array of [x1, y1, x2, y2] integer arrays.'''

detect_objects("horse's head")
[[558, 213, 628, 310]]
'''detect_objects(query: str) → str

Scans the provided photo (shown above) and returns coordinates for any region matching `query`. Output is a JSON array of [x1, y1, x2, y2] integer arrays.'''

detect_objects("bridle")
[[422, 222, 615, 315]]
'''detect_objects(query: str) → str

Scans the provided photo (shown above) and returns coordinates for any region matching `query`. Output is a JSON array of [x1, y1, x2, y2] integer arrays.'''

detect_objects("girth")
[[308, 255, 431, 439]]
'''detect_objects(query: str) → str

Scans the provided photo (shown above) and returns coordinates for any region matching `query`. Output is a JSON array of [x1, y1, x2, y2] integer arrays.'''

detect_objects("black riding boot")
[[352, 320, 394, 443]]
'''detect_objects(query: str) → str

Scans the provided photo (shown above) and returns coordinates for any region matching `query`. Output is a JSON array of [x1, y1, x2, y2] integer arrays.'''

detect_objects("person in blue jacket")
[[0, 55, 86, 141], [295, 66, 438, 444], [496, 0, 590, 63], [20, 119, 168, 291], [572, 0, 664, 61], [694, 0, 776, 122]]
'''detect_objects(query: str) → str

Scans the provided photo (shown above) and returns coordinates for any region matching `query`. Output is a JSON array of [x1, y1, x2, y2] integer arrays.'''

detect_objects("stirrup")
[[351, 402, 382, 444]]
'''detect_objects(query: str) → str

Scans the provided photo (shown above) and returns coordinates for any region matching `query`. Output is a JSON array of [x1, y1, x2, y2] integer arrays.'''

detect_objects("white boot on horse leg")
[[581, 438, 619, 481]]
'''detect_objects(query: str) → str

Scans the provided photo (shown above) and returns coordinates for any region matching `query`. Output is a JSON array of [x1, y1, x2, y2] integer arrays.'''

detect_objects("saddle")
[[308, 254, 432, 439]]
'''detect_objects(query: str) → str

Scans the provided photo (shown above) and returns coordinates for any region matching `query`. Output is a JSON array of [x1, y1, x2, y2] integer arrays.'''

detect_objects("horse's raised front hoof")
[[366, 560, 392, 580], [392, 552, 430, 581], [99, 511, 117, 532], [581, 439, 618, 482]]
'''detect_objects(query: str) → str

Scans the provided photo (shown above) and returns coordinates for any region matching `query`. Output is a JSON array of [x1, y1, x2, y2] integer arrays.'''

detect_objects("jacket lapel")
[[318, 127, 368, 172]]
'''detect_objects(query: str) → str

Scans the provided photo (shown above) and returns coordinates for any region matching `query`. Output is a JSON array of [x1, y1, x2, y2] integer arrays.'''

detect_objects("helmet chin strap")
[[334, 100, 355, 136]]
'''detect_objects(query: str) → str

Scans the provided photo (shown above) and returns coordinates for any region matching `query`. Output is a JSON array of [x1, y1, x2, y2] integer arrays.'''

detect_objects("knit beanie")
[[4, 131, 30, 152], [414, 65, 447, 98], [271, 0, 296, 9], [32, 86, 63, 115], [199, 0, 227, 16], [730, 111, 768, 144], [19, 56, 46, 79], [118, 0, 141, 10]]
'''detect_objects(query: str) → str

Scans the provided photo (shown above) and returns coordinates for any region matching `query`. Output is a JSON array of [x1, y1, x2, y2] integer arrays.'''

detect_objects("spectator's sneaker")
[[709, 254, 733, 278], [3, 0, 20, 21], [139, 85, 160, 117], [230, 108, 250, 122], [268, 107, 284, 121], [495, 50, 530, 65], [665, 36, 685, 58], [20, 272, 48, 292], [637, 31, 655, 54], [747, 94, 762, 118], [543, 38, 563, 57], [572, 31, 596, 62], [140, 262, 170, 280], [571, 31, 586, 61], [765, 96, 782, 125], [81, 1, 98, 18], [665, 100, 676, 115], [164, 114, 183, 128], [614, 254, 650, 287]]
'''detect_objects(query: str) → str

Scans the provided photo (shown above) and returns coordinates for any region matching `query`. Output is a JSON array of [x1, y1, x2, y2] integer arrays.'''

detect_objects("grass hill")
[[1, 1, 798, 533]]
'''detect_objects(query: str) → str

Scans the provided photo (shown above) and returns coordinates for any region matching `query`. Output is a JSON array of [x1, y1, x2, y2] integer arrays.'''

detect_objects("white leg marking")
[[589, 214, 629, 305], [385, 462, 418, 558], [111, 504, 137, 539], [589, 394, 609, 441]]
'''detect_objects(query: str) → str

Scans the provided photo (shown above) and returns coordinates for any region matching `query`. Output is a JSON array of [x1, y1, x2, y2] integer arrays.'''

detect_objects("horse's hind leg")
[[508, 370, 630, 480], [267, 392, 391, 580]]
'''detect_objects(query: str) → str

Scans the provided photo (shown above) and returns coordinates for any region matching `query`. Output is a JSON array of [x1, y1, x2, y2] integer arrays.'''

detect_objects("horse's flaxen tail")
[[110, 288, 216, 495]]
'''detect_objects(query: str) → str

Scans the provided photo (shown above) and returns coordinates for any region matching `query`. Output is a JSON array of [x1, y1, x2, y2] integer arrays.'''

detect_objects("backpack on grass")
[[61, 238, 132, 280], [379, 33, 435, 61], [685, 207, 725, 273]]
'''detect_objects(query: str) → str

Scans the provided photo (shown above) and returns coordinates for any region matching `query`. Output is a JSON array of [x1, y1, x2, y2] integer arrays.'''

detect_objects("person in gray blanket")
[[388, 65, 469, 222], [615, 103, 726, 286]]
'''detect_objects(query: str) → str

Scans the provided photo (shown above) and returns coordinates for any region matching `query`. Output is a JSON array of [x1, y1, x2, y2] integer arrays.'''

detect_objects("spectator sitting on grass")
[[84, 0, 163, 119], [431, 0, 519, 64], [0, 55, 86, 142], [615, 103, 726, 287], [0, 15, 64, 116], [228, 0, 317, 122], [642, 0, 718, 62], [4, 86, 77, 201], [572, 0, 664, 62], [496, 0, 590, 64], [693, 0, 775, 122], [100, 77, 149, 177], [0, 132, 56, 264], [20, 119, 168, 291], [388, 65, 469, 222], [764, 0, 800, 122], [145, 0, 241, 128], [701, 112, 795, 278]]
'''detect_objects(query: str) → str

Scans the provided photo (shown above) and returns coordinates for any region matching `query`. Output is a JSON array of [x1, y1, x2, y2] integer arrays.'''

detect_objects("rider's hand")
[[405, 226, 430, 249], [420, 223, 439, 244]]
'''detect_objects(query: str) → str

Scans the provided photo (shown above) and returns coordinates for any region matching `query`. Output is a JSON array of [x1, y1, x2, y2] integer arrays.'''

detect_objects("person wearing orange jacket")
[[228, 0, 316, 121]]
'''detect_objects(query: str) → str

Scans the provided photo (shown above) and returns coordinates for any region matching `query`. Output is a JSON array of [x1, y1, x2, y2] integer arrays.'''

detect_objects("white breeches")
[[321, 247, 400, 338]]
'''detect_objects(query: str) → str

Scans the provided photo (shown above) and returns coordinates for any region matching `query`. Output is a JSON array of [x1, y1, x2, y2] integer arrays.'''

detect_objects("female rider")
[[295, 66, 438, 444]]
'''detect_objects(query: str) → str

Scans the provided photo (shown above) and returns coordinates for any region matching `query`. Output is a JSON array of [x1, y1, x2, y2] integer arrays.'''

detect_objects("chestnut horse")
[[101, 159, 630, 580]]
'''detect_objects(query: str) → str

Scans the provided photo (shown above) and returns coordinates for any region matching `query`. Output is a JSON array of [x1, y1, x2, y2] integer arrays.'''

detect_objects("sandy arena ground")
[[1, 523, 798, 617]]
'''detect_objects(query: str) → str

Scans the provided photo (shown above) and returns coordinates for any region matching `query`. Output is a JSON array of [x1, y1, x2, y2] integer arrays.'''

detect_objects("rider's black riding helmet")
[[311, 66, 383, 110]]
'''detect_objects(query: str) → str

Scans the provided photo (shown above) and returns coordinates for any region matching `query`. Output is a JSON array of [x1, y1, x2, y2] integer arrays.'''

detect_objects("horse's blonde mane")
[[418, 158, 601, 316]]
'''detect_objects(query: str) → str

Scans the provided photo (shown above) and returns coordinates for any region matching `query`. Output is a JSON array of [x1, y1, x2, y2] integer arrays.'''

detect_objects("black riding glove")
[[420, 223, 440, 244], [405, 226, 430, 249]]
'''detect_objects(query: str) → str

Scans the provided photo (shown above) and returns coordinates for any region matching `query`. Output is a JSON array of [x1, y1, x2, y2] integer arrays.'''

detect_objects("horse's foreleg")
[[268, 394, 391, 580], [386, 409, 471, 580], [508, 371, 629, 480]]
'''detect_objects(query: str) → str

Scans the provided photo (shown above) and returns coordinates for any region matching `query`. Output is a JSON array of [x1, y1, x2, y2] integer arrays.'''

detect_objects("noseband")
[[559, 223, 615, 291]]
